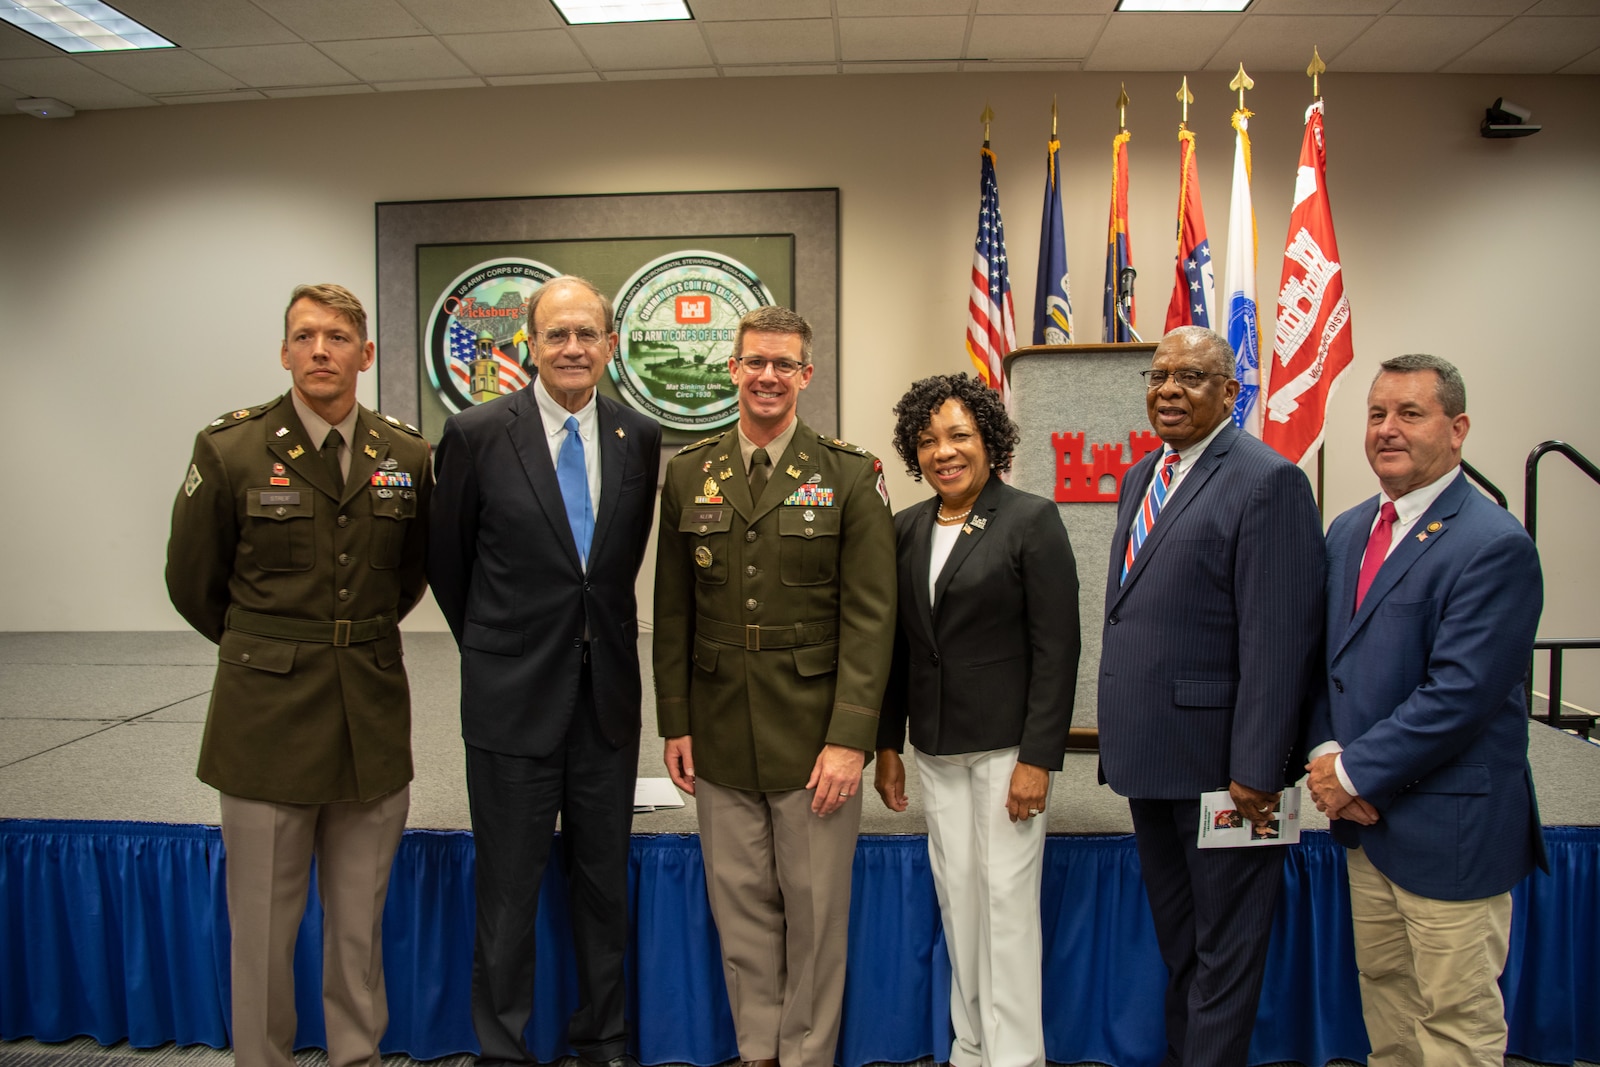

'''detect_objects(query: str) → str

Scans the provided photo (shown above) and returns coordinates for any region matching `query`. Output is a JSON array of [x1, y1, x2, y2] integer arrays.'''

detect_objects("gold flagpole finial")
[[1117, 84, 1130, 131], [1177, 75, 1193, 126], [980, 103, 994, 144], [1051, 94, 1058, 137], [1229, 63, 1254, 112], [1307, 46, 1326, 99]]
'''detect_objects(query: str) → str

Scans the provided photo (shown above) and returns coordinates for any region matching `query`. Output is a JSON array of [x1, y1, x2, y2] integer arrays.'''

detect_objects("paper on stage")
[[1197, 787, 1301, 847], [634, 777, 686, 812]]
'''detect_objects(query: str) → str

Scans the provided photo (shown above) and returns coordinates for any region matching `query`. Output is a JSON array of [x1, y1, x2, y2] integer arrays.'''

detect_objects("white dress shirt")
[[533, 376, 601, 512], [1126, 416, 1229, 545], [928, 518, 963, 605]]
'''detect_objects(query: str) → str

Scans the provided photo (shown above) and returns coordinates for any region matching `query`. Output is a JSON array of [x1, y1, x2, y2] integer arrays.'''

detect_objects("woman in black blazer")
[[875, 373, 1080, 1067]]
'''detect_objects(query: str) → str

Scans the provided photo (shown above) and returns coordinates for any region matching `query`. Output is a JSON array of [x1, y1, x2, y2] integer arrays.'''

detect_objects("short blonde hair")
[[285, 283, 369, 341]]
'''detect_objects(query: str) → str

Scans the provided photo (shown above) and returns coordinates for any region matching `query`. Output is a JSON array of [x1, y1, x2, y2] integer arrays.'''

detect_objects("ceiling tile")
[[373, 76, 487, 91], [250, 0, 429, 42], [1390, 0, 1534, 12], [157, 89, 267, 104], [443, 29, 591, 75], [75, 50, 242, 94], [1443, 15, 1600, 70], [264, 83, 377, 97], [486, 71, 602, 84], [978, 0, 1112, 11], [1333, 15, 1505, 69], [722, 63, 838, 76], [965, 58, 1082, 70], [688, 0, 832, 18], [839, 0, 971, 13], [843, 61, 961, 72], [704, 19, 835, 64], [0, 23, 63, 59], [1559, 45, 1600, 70], [400, 0, 564, 33], [190, 44, 359, 87], [1250, 0, 1392, 11], [318, 36, 475, 80], [108, 0, 300, 48], [1084, 13, 1241, 71], [604, 67, 718, 79], [1204, 15, 1374, 71], [839, 16, 968, 60], [968, 15, 1106, 60], [0, 57, 158, 108], [567, 22, 713, 70]]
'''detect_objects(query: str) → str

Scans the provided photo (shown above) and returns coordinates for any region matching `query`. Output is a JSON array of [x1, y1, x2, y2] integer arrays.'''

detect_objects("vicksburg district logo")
[[425, 258, 559, 414], [610, 251, 774, 431]]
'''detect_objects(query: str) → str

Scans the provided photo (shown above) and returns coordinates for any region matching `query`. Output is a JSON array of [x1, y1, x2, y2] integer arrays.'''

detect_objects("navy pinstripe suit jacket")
[[1097, 423, 1326, 799]]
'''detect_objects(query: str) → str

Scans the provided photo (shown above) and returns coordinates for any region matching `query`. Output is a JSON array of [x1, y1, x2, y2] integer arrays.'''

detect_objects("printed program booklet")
[[1197, 787, 1301, 848]]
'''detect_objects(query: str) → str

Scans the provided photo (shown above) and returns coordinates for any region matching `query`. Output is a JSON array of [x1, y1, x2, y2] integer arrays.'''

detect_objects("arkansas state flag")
[[1165, 127, 1215, 332], [1264, 100, 1354, 464]]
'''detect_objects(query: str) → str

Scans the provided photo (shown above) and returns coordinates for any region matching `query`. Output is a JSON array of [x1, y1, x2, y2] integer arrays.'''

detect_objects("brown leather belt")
[[226, 607, 396, 647], [694, 615, 838, 652]]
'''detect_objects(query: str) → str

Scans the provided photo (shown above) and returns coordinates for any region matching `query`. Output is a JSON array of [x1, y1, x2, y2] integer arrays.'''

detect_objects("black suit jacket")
[[428, 386, 662, 757], [877, 478, 1081, 769]]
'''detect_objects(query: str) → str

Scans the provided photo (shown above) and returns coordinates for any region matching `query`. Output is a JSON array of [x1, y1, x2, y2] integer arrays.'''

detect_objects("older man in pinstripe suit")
[[1098, 326, 1325, 1067]]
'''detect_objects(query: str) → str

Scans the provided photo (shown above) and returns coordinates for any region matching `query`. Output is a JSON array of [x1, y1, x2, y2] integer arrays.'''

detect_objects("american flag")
[[967, 146, 1017, 401], [448, 319, 530, 397]]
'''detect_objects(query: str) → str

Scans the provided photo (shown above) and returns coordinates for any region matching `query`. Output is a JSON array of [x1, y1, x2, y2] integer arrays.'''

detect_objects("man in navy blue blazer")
[[1099, 326, 1325, 1067], [1306, 354, 1545, 1067]]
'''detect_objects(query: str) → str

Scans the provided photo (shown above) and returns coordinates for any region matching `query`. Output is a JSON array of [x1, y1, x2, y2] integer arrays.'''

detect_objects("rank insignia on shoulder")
[[385, 415, 400, 425], [209, 418, 225, 427], [184, 463, 203, 497], [288, 445, 306, 459]]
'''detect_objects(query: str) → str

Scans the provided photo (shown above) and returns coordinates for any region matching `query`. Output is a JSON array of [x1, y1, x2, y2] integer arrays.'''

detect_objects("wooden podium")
[[1003, 342, 1158, 744]]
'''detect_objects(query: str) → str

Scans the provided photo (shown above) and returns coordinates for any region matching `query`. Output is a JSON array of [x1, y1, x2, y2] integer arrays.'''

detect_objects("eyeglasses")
[[737, 356, 808, 378], [1141, 368, 1227, 390], [539, 327, 607, 348]]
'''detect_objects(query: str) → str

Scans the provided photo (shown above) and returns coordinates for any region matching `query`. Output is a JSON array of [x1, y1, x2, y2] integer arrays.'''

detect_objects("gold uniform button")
[[338, 553, 351, 566], [337, 515, 350, 528], [745, 598, 758, 611], [240, 653, 251, 663], [805, 527, 814, 536], [275, 506, 286, 516], [699, 524, 709, 533], [338, 589, 351, 601], [746, 565, 757, 577], [745, 530, 757, 542]]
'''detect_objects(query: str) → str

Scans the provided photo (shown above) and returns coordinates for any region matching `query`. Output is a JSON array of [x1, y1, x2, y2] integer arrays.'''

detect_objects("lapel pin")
[[785, 465, 802, 479], [1426, 521, 1442, 533], [615, 427, 626, 439], [363, 445, 378, 459], [232, 409, 250, 419], [274, 427, 289, 438], [380, 458, 399, 471], [720, 468, 734, 481], [702, 460, 712, 473], [806, 474, 821, 484], [1416, 532, 1428, 542], [970, 516, 988, 530], [369, 428, 381, 438], [272, 462, 285, 475], [718, 453, 729, 462], [962, 524, 973, 535], [797, 451, 810, 461], [287, 445, 306, 459]]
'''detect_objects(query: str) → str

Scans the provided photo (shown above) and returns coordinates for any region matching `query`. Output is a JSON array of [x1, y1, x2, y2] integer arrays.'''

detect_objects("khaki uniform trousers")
[[697, 778, 862, 1067], [1347, 846, 1514, 1067], [219, 785, 410, 1067]]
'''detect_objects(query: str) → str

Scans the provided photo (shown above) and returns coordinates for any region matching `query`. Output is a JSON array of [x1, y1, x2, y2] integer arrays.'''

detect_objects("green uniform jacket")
[[165, 393, 432, 805], [653, 420, 897, 792]]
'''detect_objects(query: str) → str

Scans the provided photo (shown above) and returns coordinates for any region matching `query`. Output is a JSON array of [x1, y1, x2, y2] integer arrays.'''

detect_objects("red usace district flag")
[[1263, 101, 1353, 464]]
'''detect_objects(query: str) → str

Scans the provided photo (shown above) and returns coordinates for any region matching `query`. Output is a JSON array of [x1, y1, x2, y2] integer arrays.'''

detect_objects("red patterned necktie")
[[1122, 450, 1180, 583], [1354, 501, 1399, 613]]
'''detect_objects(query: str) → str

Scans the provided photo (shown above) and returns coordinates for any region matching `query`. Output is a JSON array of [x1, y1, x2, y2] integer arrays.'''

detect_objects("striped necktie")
[[1121, 450, 1180, 584]]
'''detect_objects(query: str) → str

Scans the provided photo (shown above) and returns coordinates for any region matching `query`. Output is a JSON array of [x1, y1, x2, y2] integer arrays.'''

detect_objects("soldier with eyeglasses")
[[653, 305, 896, 1067]]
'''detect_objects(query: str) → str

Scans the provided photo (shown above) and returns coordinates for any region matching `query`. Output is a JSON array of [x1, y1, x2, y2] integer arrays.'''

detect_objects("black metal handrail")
[[1524, 441, 1600, 735], [1461, 459, 1507, 508]]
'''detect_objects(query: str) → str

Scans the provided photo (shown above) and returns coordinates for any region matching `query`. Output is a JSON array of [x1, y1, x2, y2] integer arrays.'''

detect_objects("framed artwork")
[[375, 188, 841, 446]]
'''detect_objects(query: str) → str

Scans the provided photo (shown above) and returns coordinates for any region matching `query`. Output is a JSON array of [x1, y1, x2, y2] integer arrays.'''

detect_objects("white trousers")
[[917, 746, 1049, 1067]]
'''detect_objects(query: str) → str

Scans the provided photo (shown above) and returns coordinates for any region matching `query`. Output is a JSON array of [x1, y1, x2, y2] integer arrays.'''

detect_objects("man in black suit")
[[428, 275, 663, 1067], [1098, 326, 1324, 1067]]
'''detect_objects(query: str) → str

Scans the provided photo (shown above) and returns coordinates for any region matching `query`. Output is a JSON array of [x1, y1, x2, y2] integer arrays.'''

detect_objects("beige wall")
[[1, 70, 1594, 697]]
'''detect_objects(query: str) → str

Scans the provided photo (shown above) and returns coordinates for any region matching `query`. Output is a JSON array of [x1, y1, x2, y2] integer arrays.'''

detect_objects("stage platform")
[[2, 631, 1598, 1065]]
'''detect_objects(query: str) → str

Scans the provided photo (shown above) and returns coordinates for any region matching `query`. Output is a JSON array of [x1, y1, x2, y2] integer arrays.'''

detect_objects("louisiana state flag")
[[967, 145, 1017, 398], [1264, 101, 1354, 464], [1165, 127, 1215, 332], [1034, 133, 1073, 345], [1102, 130, 1135, 342], [1223, 108, 1260, 435]]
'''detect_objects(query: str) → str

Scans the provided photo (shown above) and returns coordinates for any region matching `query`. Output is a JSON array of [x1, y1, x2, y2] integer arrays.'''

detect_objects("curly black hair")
[[890, 372, 1019, 481]]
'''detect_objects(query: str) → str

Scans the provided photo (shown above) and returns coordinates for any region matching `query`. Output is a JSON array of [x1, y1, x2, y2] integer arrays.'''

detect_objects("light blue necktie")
[[557, 415, 593, 567]]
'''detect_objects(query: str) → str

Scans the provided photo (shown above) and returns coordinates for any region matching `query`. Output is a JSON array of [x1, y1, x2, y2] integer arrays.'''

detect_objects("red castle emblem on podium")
[[1052, 430, 1162, 503]]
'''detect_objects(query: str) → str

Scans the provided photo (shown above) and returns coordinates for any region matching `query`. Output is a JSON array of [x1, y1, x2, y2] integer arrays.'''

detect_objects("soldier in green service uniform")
[[165, 284, 431, 1067], [654, 305, 896, 1067]]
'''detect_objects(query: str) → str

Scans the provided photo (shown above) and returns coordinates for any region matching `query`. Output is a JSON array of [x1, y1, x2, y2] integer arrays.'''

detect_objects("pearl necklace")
[[936, 504, 973, 525]]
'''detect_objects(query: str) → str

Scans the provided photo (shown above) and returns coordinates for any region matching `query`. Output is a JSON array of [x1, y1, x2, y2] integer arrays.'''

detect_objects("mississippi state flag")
[[1264, 100, 1354, 464], [967, 145, 1017, 399], [1223, 109, 1260, 435], [1034, 133, 1074, 345], [1165, 127, 1215, 332], [1102, 130, 1135, 343]]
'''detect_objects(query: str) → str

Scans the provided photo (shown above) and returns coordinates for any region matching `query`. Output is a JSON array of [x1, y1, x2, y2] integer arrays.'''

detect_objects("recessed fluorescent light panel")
[[0, 0, 173, 52], [550, 0, 691, 26], [1115, 0, 1252, 10]]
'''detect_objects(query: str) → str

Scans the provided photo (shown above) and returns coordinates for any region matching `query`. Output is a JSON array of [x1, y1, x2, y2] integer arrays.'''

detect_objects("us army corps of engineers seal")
[[609, 251, 775, 431]]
